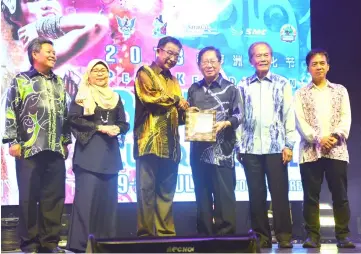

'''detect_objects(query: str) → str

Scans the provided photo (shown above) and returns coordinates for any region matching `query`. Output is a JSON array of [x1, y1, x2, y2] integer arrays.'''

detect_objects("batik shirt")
[[237, 72, 296, 154], [133, 62, 184, 163], [2, 67, 71, 158], [295, 81, 351, 163], [188, 74, 243, 168]]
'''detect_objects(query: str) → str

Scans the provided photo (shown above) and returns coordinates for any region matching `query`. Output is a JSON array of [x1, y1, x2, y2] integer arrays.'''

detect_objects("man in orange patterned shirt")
[[134, 36, 189, 236]]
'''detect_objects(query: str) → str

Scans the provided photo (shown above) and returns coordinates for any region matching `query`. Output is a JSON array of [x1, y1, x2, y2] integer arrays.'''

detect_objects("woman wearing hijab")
[[66, 59, 130, 252]]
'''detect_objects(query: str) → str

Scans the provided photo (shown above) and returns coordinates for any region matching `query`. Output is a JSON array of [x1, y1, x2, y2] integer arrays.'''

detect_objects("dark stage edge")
[[2, 244, 361, 253]]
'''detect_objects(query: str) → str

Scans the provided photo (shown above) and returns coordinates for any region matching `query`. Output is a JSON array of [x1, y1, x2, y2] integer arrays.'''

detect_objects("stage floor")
[[2, 244, 361, 253], [263, 243, 361, 253]]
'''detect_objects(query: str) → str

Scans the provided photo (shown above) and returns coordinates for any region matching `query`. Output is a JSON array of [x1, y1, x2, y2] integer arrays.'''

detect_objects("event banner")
[[1, 0, 310, 205]]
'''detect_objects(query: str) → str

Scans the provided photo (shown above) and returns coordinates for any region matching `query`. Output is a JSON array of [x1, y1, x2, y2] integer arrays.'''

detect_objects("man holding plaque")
[[187, 46, 243, 235], [134, 36, 189, 236], [236, 42, 296, 248]]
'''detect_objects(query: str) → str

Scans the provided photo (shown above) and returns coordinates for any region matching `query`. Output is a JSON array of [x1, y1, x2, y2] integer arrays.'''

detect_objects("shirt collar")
[[250, 71, 273, 83], [26, 67, 56, 79], [150, 61, 172, 79], [307, 80, 335, 90], [198, 73, 224, 88]]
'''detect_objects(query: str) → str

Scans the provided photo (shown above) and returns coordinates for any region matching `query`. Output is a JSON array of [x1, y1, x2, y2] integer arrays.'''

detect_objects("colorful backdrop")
[[1, 0, 311, 205]]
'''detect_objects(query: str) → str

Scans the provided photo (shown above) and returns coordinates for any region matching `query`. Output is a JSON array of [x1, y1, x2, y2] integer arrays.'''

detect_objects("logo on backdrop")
[[280, 24, 297, 43], [116, 16, 136, 40]]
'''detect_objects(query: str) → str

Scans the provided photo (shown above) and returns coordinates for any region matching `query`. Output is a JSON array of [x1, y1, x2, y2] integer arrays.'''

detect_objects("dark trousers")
[[240, 153, 292, 242], [136, 155, 178, 236], [191, 160, 236, 235], [300, 158, 350, 240], [15, 151, 65, 251], [67, 166, 118, 252]]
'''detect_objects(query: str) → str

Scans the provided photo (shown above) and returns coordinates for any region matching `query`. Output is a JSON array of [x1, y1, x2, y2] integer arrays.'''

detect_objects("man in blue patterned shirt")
[[2, 38, 71, 253], [187, 46, 243, 235], [236, 42, 296, 248]]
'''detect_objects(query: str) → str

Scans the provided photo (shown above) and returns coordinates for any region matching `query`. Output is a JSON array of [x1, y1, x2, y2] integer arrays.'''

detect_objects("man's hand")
[[320, 136, 337, 150], [187, 107, 200, 112], [9, 144, 21, 158], [329, 136, 338, 146], [321, 136, 338, 152], [213, 121, 231, 134], [282, 147, 293, 165], [178, 98, 189, 111]]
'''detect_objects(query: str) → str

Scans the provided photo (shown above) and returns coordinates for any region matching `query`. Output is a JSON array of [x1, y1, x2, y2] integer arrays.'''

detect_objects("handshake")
[[177, 98, 189, 111], [97, 125, 120, 137]]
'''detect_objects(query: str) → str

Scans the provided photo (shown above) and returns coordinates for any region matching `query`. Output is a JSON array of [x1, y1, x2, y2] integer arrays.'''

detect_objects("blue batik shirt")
[[236, 72, 296, 154], [187, 74, 243, 168]]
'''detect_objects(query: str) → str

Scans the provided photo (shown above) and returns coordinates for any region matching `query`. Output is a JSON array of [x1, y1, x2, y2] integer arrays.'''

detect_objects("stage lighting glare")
[[320, 216, 335, 227], [319, 203, 332, 210]]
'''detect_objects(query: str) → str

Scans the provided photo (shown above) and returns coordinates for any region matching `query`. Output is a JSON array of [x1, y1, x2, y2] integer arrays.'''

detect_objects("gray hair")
[[248, 42, 273, 61], [27, 37, 54, 66]]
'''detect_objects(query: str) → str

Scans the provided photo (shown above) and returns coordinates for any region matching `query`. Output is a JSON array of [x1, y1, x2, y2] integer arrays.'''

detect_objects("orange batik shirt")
[[133, 62, 184, 164]]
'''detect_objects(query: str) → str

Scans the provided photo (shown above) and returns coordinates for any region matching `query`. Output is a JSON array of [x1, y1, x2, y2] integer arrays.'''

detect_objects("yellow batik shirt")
[[133, 62, 184, 163]]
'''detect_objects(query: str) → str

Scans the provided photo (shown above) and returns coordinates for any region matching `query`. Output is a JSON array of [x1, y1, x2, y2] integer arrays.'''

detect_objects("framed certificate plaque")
[[185, 110, 216, 142]]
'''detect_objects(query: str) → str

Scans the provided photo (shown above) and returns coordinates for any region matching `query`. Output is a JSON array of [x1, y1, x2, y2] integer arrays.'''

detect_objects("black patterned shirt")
[[187, 74, 243, 168], [2, 67, 71, 158]]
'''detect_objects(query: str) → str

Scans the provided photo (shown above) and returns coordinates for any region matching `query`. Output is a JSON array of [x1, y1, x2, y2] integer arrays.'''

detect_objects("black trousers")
[[191, 160, 236, 235], [15, 151, 65, 251], [240, 153, 292, 242], [300, 158, 350, 240], [136, 155, 178, 236]]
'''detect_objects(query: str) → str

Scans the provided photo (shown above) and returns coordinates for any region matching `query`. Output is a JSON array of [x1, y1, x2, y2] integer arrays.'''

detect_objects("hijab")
[[75, 59, 119, 115]]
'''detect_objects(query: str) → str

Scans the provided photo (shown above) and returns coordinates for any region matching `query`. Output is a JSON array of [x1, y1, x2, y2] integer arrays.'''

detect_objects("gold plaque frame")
[[185, 110, 216, 142]]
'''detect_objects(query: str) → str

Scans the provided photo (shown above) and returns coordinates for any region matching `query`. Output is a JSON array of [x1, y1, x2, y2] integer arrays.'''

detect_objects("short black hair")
[[306, 48, 330, 67], [197, 46, 222, 65], [157, 36, 182, 50], [27, 37, 54, 66], [248, 42, 273, 61]]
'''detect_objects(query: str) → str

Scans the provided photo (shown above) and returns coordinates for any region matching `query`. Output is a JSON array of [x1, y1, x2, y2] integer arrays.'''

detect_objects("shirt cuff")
[[314, 135, 321, 145], [9, 139, 24, 147], [228, 116, 239, 129], [285, 142, 294, 151]]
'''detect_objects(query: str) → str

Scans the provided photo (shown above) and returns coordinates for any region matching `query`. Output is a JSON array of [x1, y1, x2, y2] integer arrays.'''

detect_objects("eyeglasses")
[[200, 59, 219, 66], [91, 69, 108, 75], [158, 48, 180, 59]]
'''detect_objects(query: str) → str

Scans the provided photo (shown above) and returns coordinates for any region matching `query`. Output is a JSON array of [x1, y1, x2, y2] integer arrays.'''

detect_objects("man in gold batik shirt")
[[134, 36, 189, 236]]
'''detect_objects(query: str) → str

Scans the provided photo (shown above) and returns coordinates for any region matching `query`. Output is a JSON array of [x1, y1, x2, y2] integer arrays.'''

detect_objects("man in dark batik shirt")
[[2, 38, 71, 253], [187, 46, 243, 236]]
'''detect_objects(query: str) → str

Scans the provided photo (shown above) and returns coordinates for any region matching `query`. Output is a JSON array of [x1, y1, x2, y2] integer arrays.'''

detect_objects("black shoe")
[[278, 241, 293, 248], [40, 246, 66, 253], [337, 237, 355, 248], [302, 237, 321, 248], [260, 240, 272, 248]]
